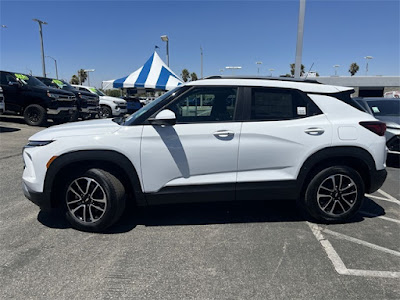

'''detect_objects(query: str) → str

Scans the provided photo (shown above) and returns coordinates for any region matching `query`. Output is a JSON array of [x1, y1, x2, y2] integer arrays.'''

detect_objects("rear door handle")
[[305, 127, 325, 135], [213, 130, 234, 138]]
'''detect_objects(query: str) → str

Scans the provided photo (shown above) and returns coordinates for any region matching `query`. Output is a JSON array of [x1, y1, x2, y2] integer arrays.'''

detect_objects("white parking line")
[[307, 222, 400, 279], [322, 228, 400, 257], [366, 194, 400, 205], [360, 211, 400, 224], [377, 189, 400, 203]]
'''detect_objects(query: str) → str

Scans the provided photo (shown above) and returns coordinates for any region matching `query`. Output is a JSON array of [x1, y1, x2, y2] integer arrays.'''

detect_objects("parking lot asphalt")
[[1, 115, 399, 300]]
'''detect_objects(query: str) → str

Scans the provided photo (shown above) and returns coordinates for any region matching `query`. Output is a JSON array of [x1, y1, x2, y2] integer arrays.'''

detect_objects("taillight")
[[359, 121, 386, 136]]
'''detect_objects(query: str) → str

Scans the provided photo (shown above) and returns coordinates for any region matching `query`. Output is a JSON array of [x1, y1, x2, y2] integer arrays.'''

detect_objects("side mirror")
[[9, 81, 21, 87], [148, 109, 176, 126]]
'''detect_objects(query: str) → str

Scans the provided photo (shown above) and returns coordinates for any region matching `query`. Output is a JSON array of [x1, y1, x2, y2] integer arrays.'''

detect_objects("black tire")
[[70, 111, 79, 122], [53, 117, 70, 125], [303, 166, 364, 223], [99, 106, 112, 119], [23, 104, 47, 126], [63, 168, 126, 232]]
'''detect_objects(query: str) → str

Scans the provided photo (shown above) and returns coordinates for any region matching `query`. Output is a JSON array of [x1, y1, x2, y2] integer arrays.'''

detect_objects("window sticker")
[[52, 79, 65, 88], [14, 73, 29, 82], [89, 88, 97, 93], [372, 106, 380, 113], [297, 106, 307, 115]]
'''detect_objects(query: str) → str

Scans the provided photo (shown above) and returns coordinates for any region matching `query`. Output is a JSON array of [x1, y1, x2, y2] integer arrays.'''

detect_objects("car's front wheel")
[[64, 168, 126, 232], [304, 166, 364, 222], [23, 104, 47, 126], [99, 106, 112, 118]]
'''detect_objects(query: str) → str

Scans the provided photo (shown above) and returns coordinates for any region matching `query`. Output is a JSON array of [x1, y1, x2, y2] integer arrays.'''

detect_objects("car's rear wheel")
[[64, 168, 126, 232], [23, 104, 47, 126], [304, 166, 364, 222]]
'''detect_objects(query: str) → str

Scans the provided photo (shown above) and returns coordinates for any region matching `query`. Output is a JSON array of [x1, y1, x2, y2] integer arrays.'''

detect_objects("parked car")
[[23, 76, 387, 232], [72, 85, 127, 118], [0, 71, 77, 126], [123, 96, 143, 114], [355, 97, 400, 154], [36, 77, 99, 120], [0, 86, 4, 114]]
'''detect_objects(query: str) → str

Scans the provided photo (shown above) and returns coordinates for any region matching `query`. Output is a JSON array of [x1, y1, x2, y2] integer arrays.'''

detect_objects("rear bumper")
[[367, 168, 387, 194]]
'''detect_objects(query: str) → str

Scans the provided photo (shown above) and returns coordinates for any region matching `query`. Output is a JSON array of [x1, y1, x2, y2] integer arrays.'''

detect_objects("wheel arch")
[[44, 150, 145, 208], [297, 146, 376, 197]]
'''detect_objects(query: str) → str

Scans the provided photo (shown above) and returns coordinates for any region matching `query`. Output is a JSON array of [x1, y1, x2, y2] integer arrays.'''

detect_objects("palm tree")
[[181, 69, 190, 82], [349, 63, 359, 76], [70, 75, 79, 84], [290, 63, 305, 77], [78, 69, 88, 84]]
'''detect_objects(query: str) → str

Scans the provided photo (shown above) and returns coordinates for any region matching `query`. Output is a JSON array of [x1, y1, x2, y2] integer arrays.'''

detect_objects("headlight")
[[47, 92, 60, 100], [25, 140, 54, 148], [79, 94, 94, 100]]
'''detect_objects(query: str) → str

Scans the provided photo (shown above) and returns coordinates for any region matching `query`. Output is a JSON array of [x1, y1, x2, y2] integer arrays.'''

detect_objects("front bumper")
[[80, 106, 100, 114], [47, 107, 77, 116], [112, 106, 128, 116], [23, 181, 52, 210]]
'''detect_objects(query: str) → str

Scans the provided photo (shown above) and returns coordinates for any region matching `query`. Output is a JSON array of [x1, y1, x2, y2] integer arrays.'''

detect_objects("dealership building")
[[316, 76, 400, 97]]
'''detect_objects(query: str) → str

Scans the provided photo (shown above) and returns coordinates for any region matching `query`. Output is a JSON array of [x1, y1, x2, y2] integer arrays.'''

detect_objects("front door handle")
[[305, 127, 325, 135], [213, 130, 234, 138]]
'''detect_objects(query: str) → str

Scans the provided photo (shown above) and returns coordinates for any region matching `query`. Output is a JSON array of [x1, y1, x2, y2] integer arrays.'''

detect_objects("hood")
[[29, 119, 121, 141], [34, 85, 75, 97], [373, 115, 400, 129], [100, 95, 126, 104]]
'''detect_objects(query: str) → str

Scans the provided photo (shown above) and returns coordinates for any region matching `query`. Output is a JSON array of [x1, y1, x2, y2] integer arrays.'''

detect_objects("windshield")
[[367, 100, 400, 116], [89, 87, 105, 96], [15, 73, 47, 87], [124, 87, 182, 125]]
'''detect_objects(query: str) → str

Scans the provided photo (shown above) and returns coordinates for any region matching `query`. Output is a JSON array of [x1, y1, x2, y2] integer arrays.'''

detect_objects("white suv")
[[23, 77, 387, 232], [72, 85, 127, 118]]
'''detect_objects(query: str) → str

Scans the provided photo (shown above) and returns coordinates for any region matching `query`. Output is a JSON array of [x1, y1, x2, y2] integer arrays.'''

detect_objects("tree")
[[70, 75, 79, 84], [290, 63, 305, 77], [181, 69, 190, 82], [190, 72, 198, 81], [349, 63, 359, 76], [78, 69, 88, 84]]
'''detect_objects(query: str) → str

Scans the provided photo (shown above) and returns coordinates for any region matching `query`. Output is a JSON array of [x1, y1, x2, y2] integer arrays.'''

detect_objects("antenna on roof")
[[304, 62, 314, 80]]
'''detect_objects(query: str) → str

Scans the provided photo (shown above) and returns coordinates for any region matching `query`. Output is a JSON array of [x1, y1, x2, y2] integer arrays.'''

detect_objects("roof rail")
[[203, 75, 321, 84]]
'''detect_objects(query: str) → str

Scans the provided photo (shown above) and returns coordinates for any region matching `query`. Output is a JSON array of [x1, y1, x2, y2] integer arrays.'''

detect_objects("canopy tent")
[[102, 51, 183, 91]]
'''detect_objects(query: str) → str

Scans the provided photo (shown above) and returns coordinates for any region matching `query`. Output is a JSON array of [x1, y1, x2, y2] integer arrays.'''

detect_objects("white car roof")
[[185, 78, 353, 94]]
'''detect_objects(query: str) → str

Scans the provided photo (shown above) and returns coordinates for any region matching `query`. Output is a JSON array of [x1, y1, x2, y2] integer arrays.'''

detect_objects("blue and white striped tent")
[[102, 51, 183, 91]]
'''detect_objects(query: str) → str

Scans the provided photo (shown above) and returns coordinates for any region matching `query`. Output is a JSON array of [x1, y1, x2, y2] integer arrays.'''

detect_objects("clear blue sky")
[[1, 0, 399, 88]]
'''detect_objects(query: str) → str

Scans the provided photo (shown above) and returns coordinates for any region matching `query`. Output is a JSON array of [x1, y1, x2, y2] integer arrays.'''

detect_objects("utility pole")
[[33, 19, 48, 77], [200, 46, 203, 78], [294, 0, 306, 79]]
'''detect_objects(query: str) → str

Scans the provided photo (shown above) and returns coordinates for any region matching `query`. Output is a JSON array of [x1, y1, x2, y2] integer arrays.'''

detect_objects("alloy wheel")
[[317, 174, 357, 216], [66, 177, 107, 223]]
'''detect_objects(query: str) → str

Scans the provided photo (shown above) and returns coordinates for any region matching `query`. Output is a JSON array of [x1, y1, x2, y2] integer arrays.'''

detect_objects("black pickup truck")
[[36, 77, 99, 120], [0, 71, 77, 126]]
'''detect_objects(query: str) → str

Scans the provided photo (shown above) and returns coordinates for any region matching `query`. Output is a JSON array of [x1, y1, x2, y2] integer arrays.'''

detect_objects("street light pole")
[[269, 68, 275, 77], [161, 35, 169, 67], [84, 69, 95, 86], [33, 19, 48, 77], [46, 56, 58, 79], [200, 46, 203, 78], [225, 66, 242, 75], [333, 64, 340, 76], [256, 61, 262, 75], [294, 0, 306, 78], [364, 56, 373, 76]]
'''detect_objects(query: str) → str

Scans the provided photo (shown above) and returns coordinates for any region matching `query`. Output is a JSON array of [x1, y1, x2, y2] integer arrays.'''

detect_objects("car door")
[[0, 72, 21, 112], [140, 86, 242, 204], [236, 87, 332, 200]]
